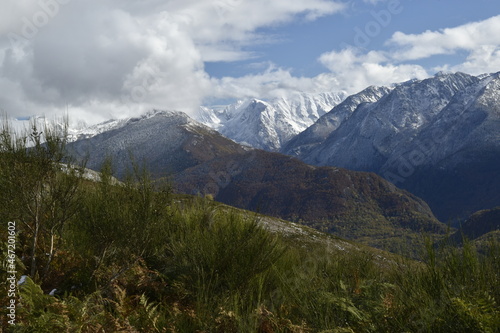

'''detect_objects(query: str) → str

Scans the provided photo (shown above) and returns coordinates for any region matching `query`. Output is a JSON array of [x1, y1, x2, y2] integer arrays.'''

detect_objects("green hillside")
[[175, 150, 450, 255], [445, 207, 500, 254]]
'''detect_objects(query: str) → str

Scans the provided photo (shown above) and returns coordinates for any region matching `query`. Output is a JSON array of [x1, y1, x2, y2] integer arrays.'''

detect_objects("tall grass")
[[158, 201, 288, 331], [3, 192, 499, 332]]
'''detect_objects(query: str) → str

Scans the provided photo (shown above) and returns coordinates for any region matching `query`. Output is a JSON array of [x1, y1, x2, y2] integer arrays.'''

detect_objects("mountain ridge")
[[67, 110, 248, 178], [197, 91, 348, 151]]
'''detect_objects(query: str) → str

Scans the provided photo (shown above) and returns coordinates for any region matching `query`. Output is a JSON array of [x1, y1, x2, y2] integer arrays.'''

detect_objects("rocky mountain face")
[[197, 91, 348, 151], [381, 73, 500, 220], [296, 72, 481, 169], [283, 72, 500, 221], [282, 85, 392, 158]]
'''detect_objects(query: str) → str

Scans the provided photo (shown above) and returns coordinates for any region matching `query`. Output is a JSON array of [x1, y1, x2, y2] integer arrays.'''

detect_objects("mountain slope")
[[381, 73, 500, 220], [174, 149, 449, 252], [447, 207, 500, 245], [67, 110, 247, 178], [197, 91, 347, 151]]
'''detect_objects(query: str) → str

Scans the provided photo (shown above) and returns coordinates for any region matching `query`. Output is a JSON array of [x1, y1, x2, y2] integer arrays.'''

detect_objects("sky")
[[0, 0, 499, 125]]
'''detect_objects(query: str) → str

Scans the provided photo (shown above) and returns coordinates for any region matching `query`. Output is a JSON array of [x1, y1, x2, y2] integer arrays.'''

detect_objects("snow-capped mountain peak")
[[66, 110, 198, 142], [197, 91, 348, 151]]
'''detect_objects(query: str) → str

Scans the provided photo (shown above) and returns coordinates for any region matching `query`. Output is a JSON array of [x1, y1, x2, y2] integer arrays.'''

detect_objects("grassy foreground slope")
[[0, 122, 499, 332]]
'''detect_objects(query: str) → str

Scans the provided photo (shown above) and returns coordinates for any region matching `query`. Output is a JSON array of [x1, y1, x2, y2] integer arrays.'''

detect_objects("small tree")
[[0, 116, 84, 282]]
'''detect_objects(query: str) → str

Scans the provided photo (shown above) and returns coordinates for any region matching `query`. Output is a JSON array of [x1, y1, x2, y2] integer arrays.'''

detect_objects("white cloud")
[[0, 0, 345, 124], [208, 65, 336, 100], [318, 47, 428, 93], [1, 1, 499, 127], [388, 15, 500, 61], [0, 2, 43, 36], [442, 45, 500, 75], [315, 15, 500, 94]]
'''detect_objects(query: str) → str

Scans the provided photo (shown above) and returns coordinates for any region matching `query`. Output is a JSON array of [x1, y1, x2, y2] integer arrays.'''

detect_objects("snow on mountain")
[[282, 85, 392, 157], [381, 72, 500, 172], [302, 72, 481, 170], [196, 91, 348, 151], [67, 110, 247, 178], [66, 110, 194, 142], [197, 100, 246, 131], [383, 72, 500, 220], [3, 115, 91, 145]]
